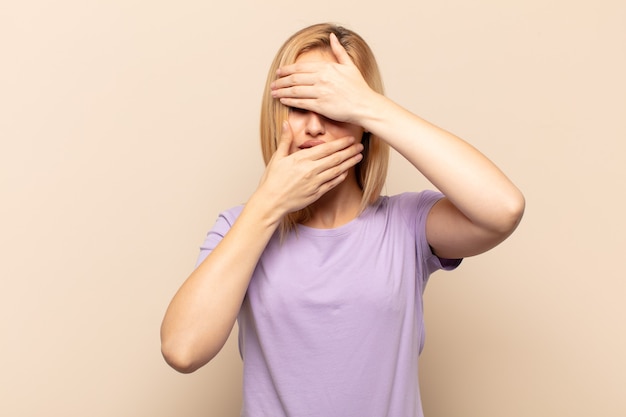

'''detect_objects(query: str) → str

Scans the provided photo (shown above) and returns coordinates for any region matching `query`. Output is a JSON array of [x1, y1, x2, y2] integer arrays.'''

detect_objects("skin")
[[271, 34, 525, 257], [160, 33, 525, 373], [285, 48, 367, 227]]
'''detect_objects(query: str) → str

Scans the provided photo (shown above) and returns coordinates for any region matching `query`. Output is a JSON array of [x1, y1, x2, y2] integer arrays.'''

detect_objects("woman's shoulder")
[[381, 190, 444, 212], [368, 190, 445, 231], [220, 204, 245, 220], [208, 204, 245, 231]]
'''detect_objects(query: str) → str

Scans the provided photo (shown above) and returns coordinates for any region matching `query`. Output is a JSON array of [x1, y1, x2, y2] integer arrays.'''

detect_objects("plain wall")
[[1, 1, 625, 416]]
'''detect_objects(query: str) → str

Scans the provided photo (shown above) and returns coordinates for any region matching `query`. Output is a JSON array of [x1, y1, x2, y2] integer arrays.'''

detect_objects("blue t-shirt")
[[197, 191, 461, 417]]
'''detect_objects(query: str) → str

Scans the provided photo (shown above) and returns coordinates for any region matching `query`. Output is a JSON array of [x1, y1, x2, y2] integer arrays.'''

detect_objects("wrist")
[[245, 190, 285, 229], [355, 92, 391, 132]]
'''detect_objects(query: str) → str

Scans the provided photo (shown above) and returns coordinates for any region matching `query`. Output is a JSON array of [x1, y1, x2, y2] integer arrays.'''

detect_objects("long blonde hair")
[[259, 23, 389, 237]]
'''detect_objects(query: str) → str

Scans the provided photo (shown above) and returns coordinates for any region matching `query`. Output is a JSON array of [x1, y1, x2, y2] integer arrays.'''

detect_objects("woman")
[[161, 23, 524, 417]]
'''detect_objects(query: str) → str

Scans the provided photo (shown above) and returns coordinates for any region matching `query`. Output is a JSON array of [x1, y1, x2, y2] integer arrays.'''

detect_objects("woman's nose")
[[305, 112, 326, 136]]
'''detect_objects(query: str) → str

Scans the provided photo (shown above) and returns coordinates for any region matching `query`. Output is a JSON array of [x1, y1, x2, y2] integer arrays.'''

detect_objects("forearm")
[[360, 94, 524, 232], [160, 194, 282, 373]]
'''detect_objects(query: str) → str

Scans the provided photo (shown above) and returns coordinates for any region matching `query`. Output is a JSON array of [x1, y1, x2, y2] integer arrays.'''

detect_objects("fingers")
[[329, 33, 353, 66], [299, 136, 359, 161], [273, 33, 354, 79], [261, 136, 363, 213], [321, 144, 363, 178], [270, 71, 319, 110], [286, 136, 363, 183], [310, 145, 364, 197], [271, 72, 316, 90], [275, 121, 294, 157], [305, 140, 364, 183], [272, 85, 317, 100], [274, 62, 324, 79], [277, 97, 312, 113]]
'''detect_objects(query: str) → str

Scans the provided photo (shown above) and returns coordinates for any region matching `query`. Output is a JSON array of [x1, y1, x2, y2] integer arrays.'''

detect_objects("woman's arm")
[[271, 33, 524, 259], [359, 95, 525, 258], [160, 124, 364, 373], [160, 197, 280, 373]]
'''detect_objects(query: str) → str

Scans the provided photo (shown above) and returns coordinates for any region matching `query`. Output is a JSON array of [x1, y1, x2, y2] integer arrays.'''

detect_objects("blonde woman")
[[161, 23, 525, 417]]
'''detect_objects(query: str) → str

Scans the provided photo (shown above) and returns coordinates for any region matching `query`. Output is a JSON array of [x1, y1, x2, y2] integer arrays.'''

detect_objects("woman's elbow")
[[161, 346, 197, 374], [160, 333, 218, 374], [495, 190, 525, 235]]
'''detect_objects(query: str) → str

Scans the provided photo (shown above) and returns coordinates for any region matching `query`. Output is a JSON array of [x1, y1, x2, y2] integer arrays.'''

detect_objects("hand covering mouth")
[[298, 139, 326, 149]]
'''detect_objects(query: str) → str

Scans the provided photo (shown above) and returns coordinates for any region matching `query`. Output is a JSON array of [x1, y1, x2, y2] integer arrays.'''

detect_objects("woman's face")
[[287, 48, 364, 154]]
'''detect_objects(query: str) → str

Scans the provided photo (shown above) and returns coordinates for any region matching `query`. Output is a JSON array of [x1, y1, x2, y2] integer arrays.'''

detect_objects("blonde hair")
[[259, 23, 389, 237]]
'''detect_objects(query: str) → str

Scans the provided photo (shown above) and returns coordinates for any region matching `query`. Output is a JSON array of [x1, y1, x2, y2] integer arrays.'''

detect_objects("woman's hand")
[[254, 121, 364, 217], [270, 33, 377, 125]]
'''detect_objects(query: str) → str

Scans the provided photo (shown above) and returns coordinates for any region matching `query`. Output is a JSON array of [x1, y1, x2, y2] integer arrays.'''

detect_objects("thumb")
[[275, 121, 294, 157], [330, 32, 354, 66]]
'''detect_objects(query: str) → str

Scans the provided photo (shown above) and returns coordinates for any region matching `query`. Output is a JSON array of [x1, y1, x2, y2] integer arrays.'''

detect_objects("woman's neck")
[[303, 178, 363, 229]]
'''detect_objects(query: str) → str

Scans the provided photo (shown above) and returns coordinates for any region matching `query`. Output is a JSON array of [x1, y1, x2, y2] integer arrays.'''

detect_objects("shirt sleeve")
[[195, 205, 244, 268], [392, 191, 462, 281], [412, 190, 462, 273]]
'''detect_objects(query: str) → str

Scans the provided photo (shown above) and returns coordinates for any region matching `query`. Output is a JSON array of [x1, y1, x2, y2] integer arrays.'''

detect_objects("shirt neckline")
[[295, 197, 384, 237]]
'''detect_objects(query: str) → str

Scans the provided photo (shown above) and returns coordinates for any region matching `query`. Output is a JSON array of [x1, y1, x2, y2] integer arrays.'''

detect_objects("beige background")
[[1, 0, 624, 416]]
